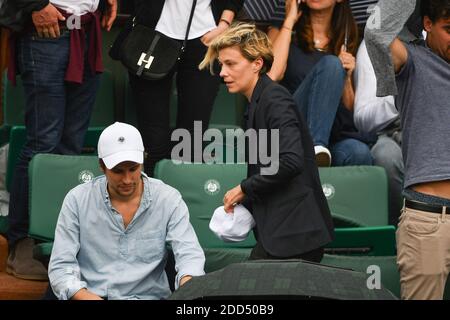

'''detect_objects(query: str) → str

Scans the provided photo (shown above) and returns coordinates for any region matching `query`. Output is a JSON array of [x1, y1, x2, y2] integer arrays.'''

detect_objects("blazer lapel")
[[247, 75, 272, 129]]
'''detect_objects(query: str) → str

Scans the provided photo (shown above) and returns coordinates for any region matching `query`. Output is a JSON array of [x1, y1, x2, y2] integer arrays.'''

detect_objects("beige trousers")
[[396, 205, 450, 300]]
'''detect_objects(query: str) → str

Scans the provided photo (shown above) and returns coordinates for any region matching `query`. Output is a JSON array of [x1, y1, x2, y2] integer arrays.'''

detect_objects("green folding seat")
[[154, 159, 256, 249], [319, 166, 389, 227], [5, 126, 103, 192], [326, 226, 396, 256], [321, 254, 400, 298], [28, 154, 102, 258], [3, 69, 115, 128], [0, 216, 7, 235]]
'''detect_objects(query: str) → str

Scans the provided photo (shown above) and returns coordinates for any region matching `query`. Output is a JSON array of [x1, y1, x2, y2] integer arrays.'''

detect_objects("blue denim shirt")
[[48, 174, 205, 300]]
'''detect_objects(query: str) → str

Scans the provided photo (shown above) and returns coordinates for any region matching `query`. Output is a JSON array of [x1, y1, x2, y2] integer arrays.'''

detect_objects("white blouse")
[[155, 0, 217, 40]]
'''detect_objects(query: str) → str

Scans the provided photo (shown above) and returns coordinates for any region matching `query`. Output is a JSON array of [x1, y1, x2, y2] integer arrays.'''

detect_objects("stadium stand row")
[[26, 154, 401, 296]]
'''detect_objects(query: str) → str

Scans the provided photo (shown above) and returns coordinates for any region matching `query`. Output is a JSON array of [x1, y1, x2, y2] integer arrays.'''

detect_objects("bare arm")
[[339, 46, 356, 111], [101, 0, 118, 32], [267, 0, 303, 81], [201, 10, 237, 46], [390, 38, 408, 73], [342, 77, 355, 111]]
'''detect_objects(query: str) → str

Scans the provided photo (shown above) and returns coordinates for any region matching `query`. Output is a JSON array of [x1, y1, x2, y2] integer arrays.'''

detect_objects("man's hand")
[[71, 288, 103, 300], [223, 185, 245, 213], [102, 0, 118, 31], [32, 4, 66, 38], [339, 45, 356, 77], [179, 275, 193, 287]]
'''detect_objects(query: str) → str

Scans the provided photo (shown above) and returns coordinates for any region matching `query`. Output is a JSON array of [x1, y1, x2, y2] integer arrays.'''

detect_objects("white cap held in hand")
[[209, 205, 255, 242]]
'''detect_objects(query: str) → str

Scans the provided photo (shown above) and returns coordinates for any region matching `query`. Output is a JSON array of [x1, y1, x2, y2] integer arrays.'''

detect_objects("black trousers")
[[129, 37, 221, 176], [249, 242, 324, 263]]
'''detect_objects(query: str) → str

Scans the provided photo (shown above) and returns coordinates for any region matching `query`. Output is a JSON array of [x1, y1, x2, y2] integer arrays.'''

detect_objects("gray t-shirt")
[[396, 41, 450, 189]]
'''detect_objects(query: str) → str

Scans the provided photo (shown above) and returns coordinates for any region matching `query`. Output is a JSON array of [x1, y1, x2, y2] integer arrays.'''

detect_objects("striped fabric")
[[243, 0, 284, 22], [350, 0, 379, 25], [243, 0, 379, 26]]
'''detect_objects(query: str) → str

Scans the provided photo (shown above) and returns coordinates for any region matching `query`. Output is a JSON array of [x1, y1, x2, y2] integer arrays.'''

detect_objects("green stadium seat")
[[154, 159, 256, 249], [325, 226, 396, 256], [5, 126, 104, 192], [28, 154, 103, 260], [2, 69, 115, 128], [0, 216, 7, 235], [321, 254, 400, 298], [319, 166, 389, 227]]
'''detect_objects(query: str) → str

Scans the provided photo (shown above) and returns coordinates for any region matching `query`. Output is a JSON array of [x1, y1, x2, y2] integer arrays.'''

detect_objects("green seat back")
[[326, 226, 396, 256], [3, 70, 115, 128], [319, 166, 389, 227], [6, 126, 103, 192], [169, 83, 242, 128], [0, 216, 8, 234], [154, 159, 256, 249], [28, 154, 102, 241], [3, 73, 25, 126], [321, 254, 400, 298], [204, 248, 251, 273]]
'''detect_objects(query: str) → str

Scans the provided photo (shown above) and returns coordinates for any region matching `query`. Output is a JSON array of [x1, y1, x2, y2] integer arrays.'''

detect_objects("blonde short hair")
[[199, 23, 274, 75]]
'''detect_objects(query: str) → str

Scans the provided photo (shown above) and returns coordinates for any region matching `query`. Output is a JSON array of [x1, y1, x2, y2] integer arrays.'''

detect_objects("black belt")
[[405, 199, 449, 214]]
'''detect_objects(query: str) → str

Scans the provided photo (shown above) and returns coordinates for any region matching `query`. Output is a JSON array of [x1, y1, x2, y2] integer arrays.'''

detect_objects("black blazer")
[[133, 0, 244, 28], [241, 75, 334, 257]]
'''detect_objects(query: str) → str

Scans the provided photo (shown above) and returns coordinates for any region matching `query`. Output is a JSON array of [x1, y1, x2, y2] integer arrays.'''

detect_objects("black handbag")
[[119, 0, 197, 81]]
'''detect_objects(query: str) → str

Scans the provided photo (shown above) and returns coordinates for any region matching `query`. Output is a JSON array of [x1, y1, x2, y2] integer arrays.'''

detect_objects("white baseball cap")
[[209, 205, 255, 242], [98, 122, 144, 169]]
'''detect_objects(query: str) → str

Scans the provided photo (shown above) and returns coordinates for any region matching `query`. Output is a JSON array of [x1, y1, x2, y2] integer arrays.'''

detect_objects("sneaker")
[[314, 145, 332, 167], [6, 238, 48, 281]]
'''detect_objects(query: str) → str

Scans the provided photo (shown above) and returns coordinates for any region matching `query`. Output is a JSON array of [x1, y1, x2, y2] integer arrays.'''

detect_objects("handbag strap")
[[182, 0, 198, 50]]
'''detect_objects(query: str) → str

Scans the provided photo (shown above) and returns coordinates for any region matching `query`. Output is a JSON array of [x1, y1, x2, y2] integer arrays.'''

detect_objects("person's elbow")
[[268, 65, 286, 82]]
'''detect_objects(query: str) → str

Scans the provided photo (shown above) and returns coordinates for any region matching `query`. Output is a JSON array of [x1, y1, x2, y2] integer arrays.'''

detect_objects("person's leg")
[[371, 135, 404, 225], [175, 38, 220, 162], [59, 33, 100, 155], [396, 206, 450, 300], [129, 73, 173, 176], [292, 55, 346, 148], [7, 33, 70, 279], [330, 138, 373, 166]]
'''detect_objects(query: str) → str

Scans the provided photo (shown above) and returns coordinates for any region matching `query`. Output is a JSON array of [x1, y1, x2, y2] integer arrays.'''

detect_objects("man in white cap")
[[48, 122, 205, 300]]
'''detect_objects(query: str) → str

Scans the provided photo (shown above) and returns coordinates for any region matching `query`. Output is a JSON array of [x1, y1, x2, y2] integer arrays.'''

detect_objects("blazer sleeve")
[[240, 86, 305, 201]]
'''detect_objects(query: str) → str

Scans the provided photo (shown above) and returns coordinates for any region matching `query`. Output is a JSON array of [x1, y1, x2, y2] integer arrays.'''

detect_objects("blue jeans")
[[292, 56, 372, 166], [371, 134, 404, 225], [7, 32, 100, 247], [331, 138, 373, 166]]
